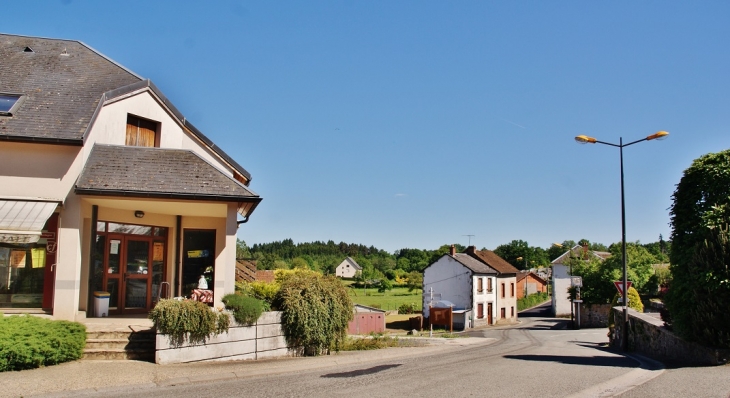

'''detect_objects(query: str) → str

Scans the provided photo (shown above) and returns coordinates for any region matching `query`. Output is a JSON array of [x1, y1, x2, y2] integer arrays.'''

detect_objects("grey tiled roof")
[[452, 253, 498, 275], [0, 34, 253, 182], [0, 34, 141, 143], [75, 145, 261, 203]]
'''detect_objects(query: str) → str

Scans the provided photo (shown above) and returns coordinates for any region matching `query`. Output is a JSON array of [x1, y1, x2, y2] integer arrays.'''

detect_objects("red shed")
[[348, 304, 386, 335]]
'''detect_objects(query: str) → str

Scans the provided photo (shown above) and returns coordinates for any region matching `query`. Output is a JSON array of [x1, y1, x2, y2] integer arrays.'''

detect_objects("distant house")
[[335, 257, 362, 278], [464, 246, 520, 324], [516, 271, 548, 298], [422, 246, 496, 328], [550, 244, 611, 316]]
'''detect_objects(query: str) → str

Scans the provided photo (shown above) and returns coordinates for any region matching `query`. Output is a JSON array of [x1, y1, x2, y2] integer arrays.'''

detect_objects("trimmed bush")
[[277, 272, 353, 356], [398, 303, 419, 314], [222, 294, 267, 325], [149, 299, 229, 347], [608, 286, 643, 327], [0, 314, 86, 372]]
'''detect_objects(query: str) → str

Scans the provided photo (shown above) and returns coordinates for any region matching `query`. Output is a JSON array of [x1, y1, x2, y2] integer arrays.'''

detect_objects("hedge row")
[[0, 314, 86, 372]]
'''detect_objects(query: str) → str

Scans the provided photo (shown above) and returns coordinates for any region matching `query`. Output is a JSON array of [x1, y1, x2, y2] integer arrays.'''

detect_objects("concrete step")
[[83, 329, 156, 362], [85, 338, 155, 350], [82, 348, 155, 361]]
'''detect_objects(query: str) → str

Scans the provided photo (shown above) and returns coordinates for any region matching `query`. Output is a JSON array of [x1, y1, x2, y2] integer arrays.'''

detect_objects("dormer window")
[[0, 93, 24, 116], [126, 114, 159, 147]]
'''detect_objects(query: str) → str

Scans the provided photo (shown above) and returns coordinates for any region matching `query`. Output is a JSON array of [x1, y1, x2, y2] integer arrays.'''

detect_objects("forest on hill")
[[238, 236, 671, 281]]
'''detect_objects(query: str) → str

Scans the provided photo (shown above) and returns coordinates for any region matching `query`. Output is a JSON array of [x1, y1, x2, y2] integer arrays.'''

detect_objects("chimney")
[[466, 246, 476, 255], [582, 242, 589, 259], [449, 244, 456, 256]]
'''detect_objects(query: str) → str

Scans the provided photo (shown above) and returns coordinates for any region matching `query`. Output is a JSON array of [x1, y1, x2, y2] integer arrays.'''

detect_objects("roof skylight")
[[0, 94, 24, 116]]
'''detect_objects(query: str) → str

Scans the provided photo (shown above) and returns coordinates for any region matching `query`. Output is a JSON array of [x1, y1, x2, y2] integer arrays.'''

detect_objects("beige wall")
[[92, 89, 234, 177], [0, 142, 82, 202], [2, 87, 247, 321]]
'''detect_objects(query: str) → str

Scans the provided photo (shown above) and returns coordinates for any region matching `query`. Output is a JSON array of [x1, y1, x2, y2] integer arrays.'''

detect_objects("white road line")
[[565, 354, 665, 398]]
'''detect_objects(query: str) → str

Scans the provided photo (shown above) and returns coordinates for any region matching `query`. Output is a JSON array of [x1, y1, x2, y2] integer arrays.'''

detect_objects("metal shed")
[[348, 304, 386, 335]]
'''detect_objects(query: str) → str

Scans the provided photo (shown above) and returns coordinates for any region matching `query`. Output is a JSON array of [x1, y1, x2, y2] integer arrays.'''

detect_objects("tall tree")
[[666, 149, 730, 347]]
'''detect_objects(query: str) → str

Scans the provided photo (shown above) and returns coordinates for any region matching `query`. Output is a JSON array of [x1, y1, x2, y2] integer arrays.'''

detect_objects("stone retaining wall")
[[578, 303, 611, 328], [156, 311, 291, 364], [610, 307, 729, 366]]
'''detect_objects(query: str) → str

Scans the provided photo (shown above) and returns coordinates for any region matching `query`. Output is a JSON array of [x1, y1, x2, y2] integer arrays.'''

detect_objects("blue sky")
[[5, 1, 729, 253]]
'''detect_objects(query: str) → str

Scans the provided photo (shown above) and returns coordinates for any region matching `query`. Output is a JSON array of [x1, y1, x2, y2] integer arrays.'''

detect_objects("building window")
[[477, 277, 483, 293], [500, 307, 506, 319], [487, 278, 493, 293], [126, 114, 159, 147], [511, 282, 515, 297], [501, 282, 505, 298], [0, 93, 24, 116], [477, 303, 484, 319], [511, 306, 515, 317]]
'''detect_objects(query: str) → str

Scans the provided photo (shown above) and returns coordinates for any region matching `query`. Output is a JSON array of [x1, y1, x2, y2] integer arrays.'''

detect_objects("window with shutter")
[[126, 115, 159, 147]]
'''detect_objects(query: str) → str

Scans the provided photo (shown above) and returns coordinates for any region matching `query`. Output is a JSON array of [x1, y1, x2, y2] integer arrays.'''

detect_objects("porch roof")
[[75, 145, 261, 214]]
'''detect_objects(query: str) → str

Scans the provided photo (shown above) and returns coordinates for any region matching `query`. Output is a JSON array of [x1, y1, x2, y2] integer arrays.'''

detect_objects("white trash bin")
[[93, 291, 110, 317]]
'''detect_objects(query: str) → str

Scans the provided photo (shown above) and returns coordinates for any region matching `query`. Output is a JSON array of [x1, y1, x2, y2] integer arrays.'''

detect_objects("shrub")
[[236, 281, 280, 307], [222, 294, 267, 325], [607, 286, 644, 327], [340, 334, 400, 351], [0, 314, 86, 372], [517, 292, 550, 311], [398, 303, 419, 314], [277, 272, 353, 356], [149, 299, 229, 347]]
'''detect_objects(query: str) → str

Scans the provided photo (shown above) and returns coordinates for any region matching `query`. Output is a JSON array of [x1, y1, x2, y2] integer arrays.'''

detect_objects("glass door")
[[122, 239, 150, 313], [103, 236, 152, 314]]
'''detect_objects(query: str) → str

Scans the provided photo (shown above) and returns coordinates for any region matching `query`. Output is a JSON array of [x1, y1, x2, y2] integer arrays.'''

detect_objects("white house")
[[0, 34, 261, 321], [423, 245, 499, 328], [550, 244, 610, 316], [463, 246, 520, 324], [335, 257, 361, 278]]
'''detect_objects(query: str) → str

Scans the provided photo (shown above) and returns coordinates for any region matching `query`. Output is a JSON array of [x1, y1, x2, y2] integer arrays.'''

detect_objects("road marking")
[[565, 354, 665, 397]]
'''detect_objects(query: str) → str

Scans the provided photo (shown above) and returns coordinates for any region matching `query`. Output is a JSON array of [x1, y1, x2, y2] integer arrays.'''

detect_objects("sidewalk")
[[0, 337, 494, 398]]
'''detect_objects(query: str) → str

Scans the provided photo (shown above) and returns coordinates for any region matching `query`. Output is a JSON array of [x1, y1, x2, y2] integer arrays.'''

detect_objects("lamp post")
[[575, 131, 668, 351]]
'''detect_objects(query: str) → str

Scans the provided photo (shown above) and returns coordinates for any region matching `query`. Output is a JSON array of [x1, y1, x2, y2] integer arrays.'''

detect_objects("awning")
[[0, 200, 58, 244]]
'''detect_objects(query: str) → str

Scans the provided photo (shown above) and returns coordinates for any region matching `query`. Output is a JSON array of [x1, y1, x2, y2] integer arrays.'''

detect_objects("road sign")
[[571, 276, 583, 287], [614, 281, 633, 295]]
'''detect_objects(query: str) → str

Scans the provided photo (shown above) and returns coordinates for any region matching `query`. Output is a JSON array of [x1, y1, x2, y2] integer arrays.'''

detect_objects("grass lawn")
[[346, 285, 423, 312]]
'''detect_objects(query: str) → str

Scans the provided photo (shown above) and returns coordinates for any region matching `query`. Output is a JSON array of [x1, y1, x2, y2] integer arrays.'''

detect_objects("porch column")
[[54, 195, 83, 321]]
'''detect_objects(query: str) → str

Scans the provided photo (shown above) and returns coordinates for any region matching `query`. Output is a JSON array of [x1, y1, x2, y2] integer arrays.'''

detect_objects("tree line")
[[238, 237, 671, 281]]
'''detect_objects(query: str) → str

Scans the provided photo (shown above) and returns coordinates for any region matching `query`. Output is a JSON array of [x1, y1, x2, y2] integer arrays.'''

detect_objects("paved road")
[[14, 302, 730, 397]]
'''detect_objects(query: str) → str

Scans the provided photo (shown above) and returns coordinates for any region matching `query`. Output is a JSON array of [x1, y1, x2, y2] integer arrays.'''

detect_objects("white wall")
[[552, 277, 572, 316], [472, 275, 496, 325], [336, 260, 358, 278], [422, 256, 471, 318]]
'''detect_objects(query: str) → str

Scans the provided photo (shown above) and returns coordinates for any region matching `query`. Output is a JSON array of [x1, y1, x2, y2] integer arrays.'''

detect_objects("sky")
[[4, 1, 730, 253]]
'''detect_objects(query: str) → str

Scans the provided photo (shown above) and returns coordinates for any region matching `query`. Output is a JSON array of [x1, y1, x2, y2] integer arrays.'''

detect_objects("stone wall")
[[155, 311, 291, 364], [578, 303, 611, 328], [610, 307, 730, 366]]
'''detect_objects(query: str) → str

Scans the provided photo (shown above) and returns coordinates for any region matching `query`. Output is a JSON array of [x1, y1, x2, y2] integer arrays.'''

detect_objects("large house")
[[422, 245, 519, 328], [0, 34, 261, 321]]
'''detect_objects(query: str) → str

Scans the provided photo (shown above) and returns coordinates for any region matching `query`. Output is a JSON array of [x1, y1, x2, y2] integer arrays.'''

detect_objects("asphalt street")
[[6, 302, 730, 398]]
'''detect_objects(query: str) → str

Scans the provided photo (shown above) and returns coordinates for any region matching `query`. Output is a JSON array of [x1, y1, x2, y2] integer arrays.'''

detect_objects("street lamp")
[[575, 130, 668, 351]]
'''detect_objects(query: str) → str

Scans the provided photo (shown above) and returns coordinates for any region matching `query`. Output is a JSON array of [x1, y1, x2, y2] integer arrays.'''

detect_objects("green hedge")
[[0, 314, 86, 372], [222, 294, 267, 326], [517, 292, 550, 311], [149, 299, 229, 347]]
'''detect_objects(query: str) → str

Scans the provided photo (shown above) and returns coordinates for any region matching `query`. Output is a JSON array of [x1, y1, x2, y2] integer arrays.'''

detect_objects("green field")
[[346, 285, 423, 312]]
